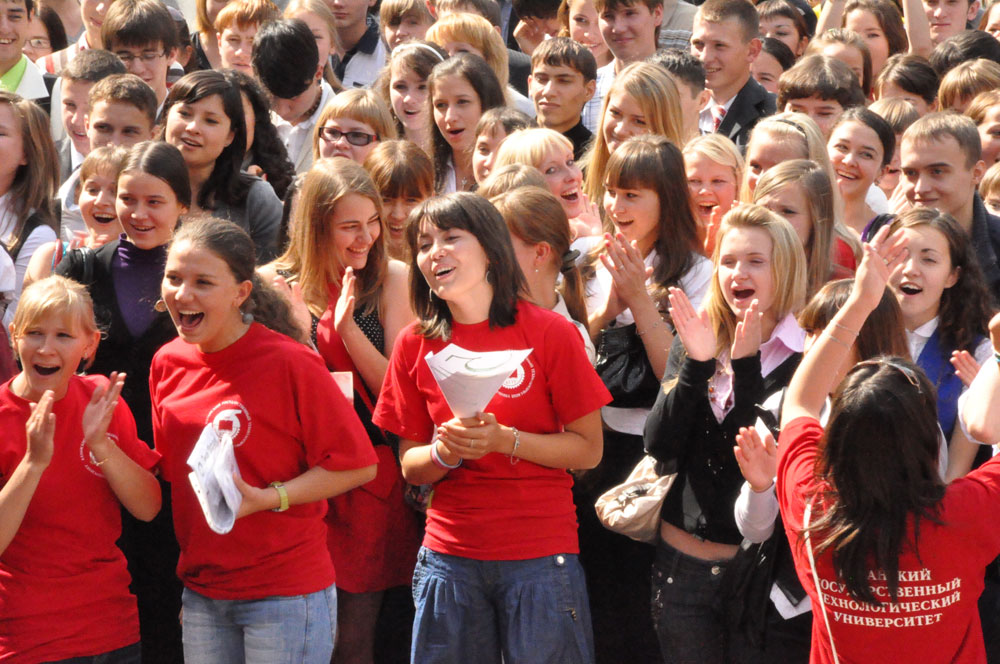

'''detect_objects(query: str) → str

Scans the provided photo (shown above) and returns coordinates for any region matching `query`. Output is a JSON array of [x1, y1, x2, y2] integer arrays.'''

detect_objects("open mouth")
[[435, 267, 455, 280], [33, 364, 59, 376], [899, 283, 922, 295], [387, 222, 405, 234], [835, 170, 858, 181], [561, 190, 579, 203], [697, 203, 715, 216], [178, 311, 204, 328], [733, 287, 755, 300], [180, 136, 202, 148], [93, 212, 116, 224]]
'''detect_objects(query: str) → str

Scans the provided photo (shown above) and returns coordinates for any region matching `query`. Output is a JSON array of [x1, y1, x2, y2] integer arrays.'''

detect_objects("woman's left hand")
[[233, 474, 279, 519], [731, 299, 762, 359], [600, 233, 652, 310], [334, 267, 357, 334], [853, 225, 908, 313], [951, 350, 982, 388], [82, 372, 126, 459], [569, 194, 603, 240], [436, 413, 511, 460]]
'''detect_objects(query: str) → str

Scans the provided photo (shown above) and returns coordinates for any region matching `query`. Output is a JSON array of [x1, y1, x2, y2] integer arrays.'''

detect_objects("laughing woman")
[[373, 192, 610, 664]]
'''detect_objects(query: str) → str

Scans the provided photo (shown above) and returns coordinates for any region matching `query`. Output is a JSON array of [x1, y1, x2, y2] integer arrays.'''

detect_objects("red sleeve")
[[942, 454, 1000, 563], [373, 330, 435, 443], [148, 353, 169, 477], [540, 315, 611, 424], [776, 416, 823, 533], [292, 349, 378, 472], [109, 392, 160, 471]]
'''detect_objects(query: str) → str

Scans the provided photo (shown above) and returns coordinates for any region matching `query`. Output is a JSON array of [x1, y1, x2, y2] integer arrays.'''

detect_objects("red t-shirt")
[[373, 302, 611, 560], [778, 417, 1000, 664], [0, 375, 160, 663], [149, 323, 377, 600]]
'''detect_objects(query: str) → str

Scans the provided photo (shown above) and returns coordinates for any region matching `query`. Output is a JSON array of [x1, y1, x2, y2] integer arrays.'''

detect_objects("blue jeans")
[[181, 585, 337, 664], [411, 547, 595, 664]]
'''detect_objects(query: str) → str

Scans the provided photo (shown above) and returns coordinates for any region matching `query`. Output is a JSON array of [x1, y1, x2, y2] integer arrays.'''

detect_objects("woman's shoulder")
[[516, 300, 580, 335], [245, 175, 281, 202]]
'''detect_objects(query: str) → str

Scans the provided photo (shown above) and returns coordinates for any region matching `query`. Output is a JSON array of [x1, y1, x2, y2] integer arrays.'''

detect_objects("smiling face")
[[165, 93, 235, 169], [0, 0, 28, 71], [691, 16, 757, 102], [900, 135, 984, 224], [415, 220, 492, 311], [10, 311, 99, 401], [828, 119, 886, 200], [389, 60, 429, 134], [383, 194, 423, 254], [717, 225, 776, 319], [472, 125, 507, 184], [603, 184, 659, 255], [318, 116, 380, 163], [78, 171, 123, 239], [756, 181, 812, 248], [61, 78, 94, 156], [602, 88, 647, 153], [598, 0, 662, 64], [432, 74, 483, 156], [162, 239, 252, 353], [330, 193, 381, 271], [686, 152, 738, 226], [538, 142, 584, 218], [529, 62, 595, 134], [568, 0, 609, 64], [116, 171, 187, 249], [890, 224, 958, 330], [80, 0, 109, 47], [844, 9, 889, 75]]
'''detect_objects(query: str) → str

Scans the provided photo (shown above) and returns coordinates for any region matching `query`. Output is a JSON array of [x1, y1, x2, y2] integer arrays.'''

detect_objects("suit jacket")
[[716, 76, 775, 151], [508, 48, 531, 97], [57, 136, 73, 185]]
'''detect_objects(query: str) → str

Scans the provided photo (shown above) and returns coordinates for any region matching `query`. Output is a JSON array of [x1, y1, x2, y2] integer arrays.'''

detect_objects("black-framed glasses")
[[115, 50, 167, 66], [318, 126, 377, 146]]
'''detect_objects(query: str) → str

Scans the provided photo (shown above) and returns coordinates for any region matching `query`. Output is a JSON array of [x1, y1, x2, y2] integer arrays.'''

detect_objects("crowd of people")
[[5, 0, 1000, 660]]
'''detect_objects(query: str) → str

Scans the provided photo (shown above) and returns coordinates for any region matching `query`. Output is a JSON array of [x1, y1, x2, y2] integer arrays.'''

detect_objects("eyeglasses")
[[319, 126, 378, 146], [25, 38, 50, 49], [115, 50, 167, 66]]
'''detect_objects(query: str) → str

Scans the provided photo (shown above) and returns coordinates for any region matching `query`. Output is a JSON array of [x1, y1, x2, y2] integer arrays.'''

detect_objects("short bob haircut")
[[797, 277, 910, 362], [868, 97, 920, 135], [363, 139, 435, 202], [805, 28, 873, 97], [902, 111, 982, 170], [582, 61, 684, 205], [938, 58, 1000, 112], [406, 192, 527, 339], [75, 145, 129, 205], [493, 128, 575, 174], [843, 0, 908, 58], [425, 12, 511, 91], [476, 163, 549, 198], [271, 158, 387, 318], [874, 53, 939, 107], [11, 275, 99, 342], [754, 159, 835, 299], [777, 54, 866, 110], [706, 204, 807, 355], [312, 88, 398, 162]]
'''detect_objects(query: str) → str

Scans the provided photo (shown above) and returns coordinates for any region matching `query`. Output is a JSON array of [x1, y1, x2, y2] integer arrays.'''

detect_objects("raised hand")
[[731, 299, 762, 360], [569, 194, 603, 240], [82, 372, 126, 460], [25, 390, 55, 469], [703, 205, 724, 256], [668, 286, 716, 361], [733, 426, 777, 492], [600, 233, 653, 311], [334, 267, 357, 334], [853, 225, 908, 313], [951, 350, 982, 388], [271, 274, 312, 336]]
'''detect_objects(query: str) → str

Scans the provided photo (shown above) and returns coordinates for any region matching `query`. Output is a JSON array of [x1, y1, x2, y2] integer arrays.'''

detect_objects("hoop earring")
[[154, 299, 167, 313]]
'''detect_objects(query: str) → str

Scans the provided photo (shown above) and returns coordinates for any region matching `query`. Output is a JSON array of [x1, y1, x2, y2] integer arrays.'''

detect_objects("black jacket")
[[716, 76, 776, 152]]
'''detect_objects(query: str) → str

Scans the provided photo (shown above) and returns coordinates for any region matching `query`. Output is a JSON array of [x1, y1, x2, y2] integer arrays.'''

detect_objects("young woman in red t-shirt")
[[150, 218, 377, 664], [0, 275, 161, 663], [373, 192, 610, 664]]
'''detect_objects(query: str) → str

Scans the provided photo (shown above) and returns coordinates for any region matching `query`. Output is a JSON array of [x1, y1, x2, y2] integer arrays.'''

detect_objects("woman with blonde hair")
[[477, 163, 549, 197], [939, 59, 1000, 113], [260, 157, 419, 664], [682, 133, 744, 254], [284, 0, 343, 89], [313, 88, 398, 164], [425, 12, 536, 117], [581, 62, 684, 209]]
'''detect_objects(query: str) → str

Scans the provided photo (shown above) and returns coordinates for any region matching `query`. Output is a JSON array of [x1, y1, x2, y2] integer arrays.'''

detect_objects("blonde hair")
[[312, 89, 398, 162], [705, 205, 807, 355], [981, 161, 1000, 200], [284, 0, 343, 86], [754, 159, 835, 299], [75, 145, 129, 205], [965, 89, 1000, 126], [582, 62, 684, 205], [939, 59, 1000, 112], [11, 276, 99, 343], [477, 163, 548, 197], [425, 12, 510, 91], [214, 0, 281, 32], [493, 128, 575, 172], [271, 158, 387, 317], [682, 133, 745, 197]]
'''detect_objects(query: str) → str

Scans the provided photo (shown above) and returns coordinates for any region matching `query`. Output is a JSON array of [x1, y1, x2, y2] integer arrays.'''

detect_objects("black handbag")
[[594, 323, 661, 409]]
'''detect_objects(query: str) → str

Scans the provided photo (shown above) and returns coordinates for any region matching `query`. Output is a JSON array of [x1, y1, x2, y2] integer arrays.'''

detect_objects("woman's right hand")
[[734, 426, 776, 493], [851, 225, 908, 314], [25, 391, 55, 469], [600, 233, 653, 311], [271, 275, 312, 336], [668, 286, 716, 361]]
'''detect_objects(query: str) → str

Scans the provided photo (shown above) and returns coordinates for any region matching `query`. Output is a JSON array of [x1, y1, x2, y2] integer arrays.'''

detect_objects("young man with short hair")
[[924, 0, 979, 45], [776, 53, 865, 138], [214, 0, 280, 78], [580, 0, 663, 131], [529, 36, 596, 158], [254, 19, 333, 174], [332, 0, 387, 87], [690, 0, 774, 150], [0, 0, 49, 107], [650, 48, 710, 142], [100, 0, 178, 108], [56, 48, 126, 184]]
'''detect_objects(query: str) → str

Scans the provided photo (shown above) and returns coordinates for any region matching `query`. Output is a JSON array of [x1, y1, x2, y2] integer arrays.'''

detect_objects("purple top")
[[112, 236, 167, 339]]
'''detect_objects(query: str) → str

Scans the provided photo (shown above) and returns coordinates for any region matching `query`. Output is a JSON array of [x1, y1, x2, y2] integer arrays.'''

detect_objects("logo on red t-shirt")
[[79, 433, 120, 477], [205, 401, 253, 447], [498, 356, 536, 399]]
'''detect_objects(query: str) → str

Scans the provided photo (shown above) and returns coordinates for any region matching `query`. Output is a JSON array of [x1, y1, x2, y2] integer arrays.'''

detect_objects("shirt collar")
[[351, 16, 381, 56], [912, 316, 939, 340], [759, 312, 805, 377]]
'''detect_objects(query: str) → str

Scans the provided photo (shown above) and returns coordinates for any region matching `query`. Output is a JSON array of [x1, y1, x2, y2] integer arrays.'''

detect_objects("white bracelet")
[[510, 427, 521, 465], [430, 439, 462, 469]]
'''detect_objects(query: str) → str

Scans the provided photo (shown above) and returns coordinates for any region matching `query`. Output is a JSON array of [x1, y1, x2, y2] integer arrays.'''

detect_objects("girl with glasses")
[[312, 89, 397, 165]]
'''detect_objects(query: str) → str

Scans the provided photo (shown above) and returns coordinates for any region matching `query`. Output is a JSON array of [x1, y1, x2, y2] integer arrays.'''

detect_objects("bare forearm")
[[815, 0, 846, 35], [964, 360, 1000, 444], [903, 0, 933, 57], [400, 441, 452, 485], [89, 439, 162, 522]]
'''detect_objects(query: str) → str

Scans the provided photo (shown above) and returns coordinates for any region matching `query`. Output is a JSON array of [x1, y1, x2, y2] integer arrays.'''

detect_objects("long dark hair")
[[812, 356, 944, 605], [888, 208, 992, 352], [405, 192, 526, 339], [170, 216, 305, 342], [222, 69, 295, 200], [159, 70, 250, 210], [427, 53, 505, 192]]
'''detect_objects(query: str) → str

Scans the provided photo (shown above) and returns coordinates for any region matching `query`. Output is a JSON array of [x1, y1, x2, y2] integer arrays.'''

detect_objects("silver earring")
[[242, 311, 253, 325]]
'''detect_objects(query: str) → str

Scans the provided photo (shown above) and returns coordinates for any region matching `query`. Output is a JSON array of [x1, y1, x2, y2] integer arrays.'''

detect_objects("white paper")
[[424, 344, 532, 419], [187, 425, 243, 535], [331, 371, 353, 401]]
